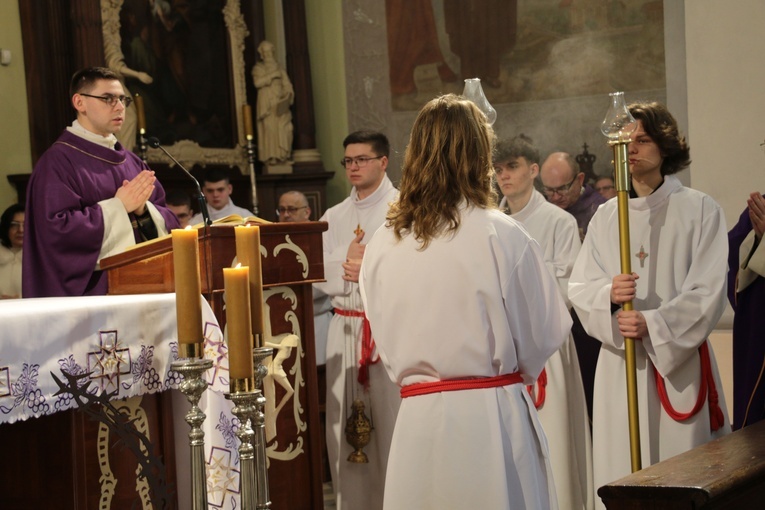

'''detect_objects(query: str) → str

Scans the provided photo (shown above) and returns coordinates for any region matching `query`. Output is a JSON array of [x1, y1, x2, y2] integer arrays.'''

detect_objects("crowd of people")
[[9, 65, 763, 509]]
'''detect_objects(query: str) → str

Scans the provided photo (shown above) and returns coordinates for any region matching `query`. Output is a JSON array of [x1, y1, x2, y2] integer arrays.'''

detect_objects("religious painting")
[[385, 0, 665, 111], [102, 0, 250, 170]]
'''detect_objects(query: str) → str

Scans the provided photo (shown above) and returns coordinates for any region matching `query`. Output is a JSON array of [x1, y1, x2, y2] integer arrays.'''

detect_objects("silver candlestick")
[[252, 345, 273, 508], [171, 357, 214, 510], [226, 389, 260, 510]]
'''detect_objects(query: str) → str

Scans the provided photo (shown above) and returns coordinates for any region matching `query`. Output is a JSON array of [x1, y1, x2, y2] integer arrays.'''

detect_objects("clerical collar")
[[66, 120, 119, 150], [629, 178, 664, 198]]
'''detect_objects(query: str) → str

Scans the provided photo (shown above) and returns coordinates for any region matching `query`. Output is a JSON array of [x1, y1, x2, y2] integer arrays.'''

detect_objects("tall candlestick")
[[243, 104, 254, 140], [135, 94, 146, 134], [172, 228, 203, 358], [235, 225, 265, 346], [224, 264, 254, 381]]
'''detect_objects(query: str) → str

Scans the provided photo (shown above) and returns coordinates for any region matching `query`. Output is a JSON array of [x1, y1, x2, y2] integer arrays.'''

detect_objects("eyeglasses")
[[9, 221, 23, 229], [80, 93, 133, 108], [541, 176, 578, 197], [340, 155, 383, 168], [276, 206, 307, 216]]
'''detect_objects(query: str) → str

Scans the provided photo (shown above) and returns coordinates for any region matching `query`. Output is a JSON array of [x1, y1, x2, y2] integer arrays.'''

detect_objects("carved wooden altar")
[[101, 222, 327, 509]]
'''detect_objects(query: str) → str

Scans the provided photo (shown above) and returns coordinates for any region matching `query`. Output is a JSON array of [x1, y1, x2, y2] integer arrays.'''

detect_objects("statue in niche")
[[252, 40, 294, 168]]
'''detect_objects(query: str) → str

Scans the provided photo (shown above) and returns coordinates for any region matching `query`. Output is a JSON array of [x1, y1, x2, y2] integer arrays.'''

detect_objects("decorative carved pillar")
[[282, 0, 322, 167]]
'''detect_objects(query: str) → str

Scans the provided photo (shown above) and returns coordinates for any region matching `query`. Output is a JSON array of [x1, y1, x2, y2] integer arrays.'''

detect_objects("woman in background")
[[0, 204, 25, 298]]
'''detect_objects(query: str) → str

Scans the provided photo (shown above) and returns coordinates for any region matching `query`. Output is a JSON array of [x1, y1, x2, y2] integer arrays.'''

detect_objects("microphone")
[[147, 136, 212, 227]]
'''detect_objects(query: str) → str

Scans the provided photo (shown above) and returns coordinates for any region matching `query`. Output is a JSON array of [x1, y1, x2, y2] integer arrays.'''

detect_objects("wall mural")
[[386, 0, 665, 112], [343, 0, 666, 183]]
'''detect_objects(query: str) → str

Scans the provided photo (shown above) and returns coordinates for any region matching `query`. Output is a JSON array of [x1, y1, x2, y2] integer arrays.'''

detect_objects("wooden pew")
[[599, 419, 765, 509]]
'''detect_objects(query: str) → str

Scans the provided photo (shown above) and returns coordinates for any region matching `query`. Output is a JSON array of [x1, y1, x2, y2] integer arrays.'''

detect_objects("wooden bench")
[[599, 420, 765, 509]]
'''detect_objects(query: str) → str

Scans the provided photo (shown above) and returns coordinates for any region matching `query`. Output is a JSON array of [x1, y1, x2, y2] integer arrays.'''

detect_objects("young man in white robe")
[[568, 101, 731, 509], [496, 135, 594, 510], [313, 131, 400, 510]]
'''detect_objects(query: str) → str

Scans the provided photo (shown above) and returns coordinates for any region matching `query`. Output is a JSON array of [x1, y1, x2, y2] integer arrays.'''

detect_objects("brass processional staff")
[[601, 92, 641, 472]]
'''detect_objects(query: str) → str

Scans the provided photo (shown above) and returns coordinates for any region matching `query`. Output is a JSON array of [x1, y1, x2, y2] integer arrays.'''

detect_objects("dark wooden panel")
[[0, 393, 178, 510]]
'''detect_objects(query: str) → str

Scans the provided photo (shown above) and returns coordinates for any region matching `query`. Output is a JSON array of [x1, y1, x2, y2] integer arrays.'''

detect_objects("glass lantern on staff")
[[601, 91, 642, 472]]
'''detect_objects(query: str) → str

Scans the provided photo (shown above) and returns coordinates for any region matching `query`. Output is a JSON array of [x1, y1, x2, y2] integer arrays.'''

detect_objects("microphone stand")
[[147, 137, 212, 227]]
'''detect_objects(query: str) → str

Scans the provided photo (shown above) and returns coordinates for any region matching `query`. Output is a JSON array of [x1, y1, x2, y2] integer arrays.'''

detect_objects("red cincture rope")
[[400, 372, 523, 398], [653, 341, 724, 432], [333, 308, 379, 388], [526, 367, 547, 409]]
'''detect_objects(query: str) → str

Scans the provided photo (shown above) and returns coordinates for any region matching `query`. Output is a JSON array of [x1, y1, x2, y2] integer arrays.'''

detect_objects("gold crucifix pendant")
[[354, 223, 364, 237]]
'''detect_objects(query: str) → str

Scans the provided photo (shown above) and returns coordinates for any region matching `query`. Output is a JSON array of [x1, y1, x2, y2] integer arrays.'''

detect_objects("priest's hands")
[[116, 170, 156, 216], [616, 310, 648, 340], [748, 192, 765, 241]]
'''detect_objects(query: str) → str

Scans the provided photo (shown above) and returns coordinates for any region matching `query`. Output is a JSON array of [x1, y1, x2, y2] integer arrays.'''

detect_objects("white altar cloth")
[[0, 293, 221, 424], [0, 293, 290, 509]]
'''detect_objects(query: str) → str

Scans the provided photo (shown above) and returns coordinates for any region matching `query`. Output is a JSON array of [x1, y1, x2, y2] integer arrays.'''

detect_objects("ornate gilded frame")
[[101, 0, 250, 171]]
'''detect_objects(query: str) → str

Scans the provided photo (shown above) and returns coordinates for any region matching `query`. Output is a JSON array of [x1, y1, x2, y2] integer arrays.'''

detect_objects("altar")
[[0, 293, 220, 509]]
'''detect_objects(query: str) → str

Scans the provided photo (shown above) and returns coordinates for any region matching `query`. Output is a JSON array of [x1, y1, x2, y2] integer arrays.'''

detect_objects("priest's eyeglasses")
[[340, 156, 383, 168], [541, 176, 578, 197], [80, 93, 133, 108], [276, 206, 307, 216]]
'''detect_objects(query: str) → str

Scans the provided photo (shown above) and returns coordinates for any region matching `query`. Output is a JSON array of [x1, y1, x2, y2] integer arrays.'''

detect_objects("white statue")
[[252, 41, 294, 165]]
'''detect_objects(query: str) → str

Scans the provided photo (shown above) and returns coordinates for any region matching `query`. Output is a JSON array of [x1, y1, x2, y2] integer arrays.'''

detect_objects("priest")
[[569, 101, 730, 509], [727, 191, 765, 429], [23, 67, 178, 298]]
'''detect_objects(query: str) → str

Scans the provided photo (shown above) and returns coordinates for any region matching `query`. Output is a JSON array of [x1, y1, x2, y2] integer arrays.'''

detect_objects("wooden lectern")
[[101, 222, 328, 510]]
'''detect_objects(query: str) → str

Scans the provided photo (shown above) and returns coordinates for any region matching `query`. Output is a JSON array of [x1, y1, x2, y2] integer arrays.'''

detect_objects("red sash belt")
[[333, 307, 378, 388], [400, 372, 523, 398], [526, 367, 547, 409], [653, 341, 724, 432]]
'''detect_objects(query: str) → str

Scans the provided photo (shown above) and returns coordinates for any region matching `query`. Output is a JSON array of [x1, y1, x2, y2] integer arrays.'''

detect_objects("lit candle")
[[172, 228, 203, 351], [243, 104, 254, 140], [224, 264, 254, 380], [235, 225, 265, 346], [135, 94, 146, 134]]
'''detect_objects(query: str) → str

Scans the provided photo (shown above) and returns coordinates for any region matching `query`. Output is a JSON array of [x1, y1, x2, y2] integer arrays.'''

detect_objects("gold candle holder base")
[[179, 342, 204, 360], [230, 376, 256, 394], [171, 357, 214, 510]]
